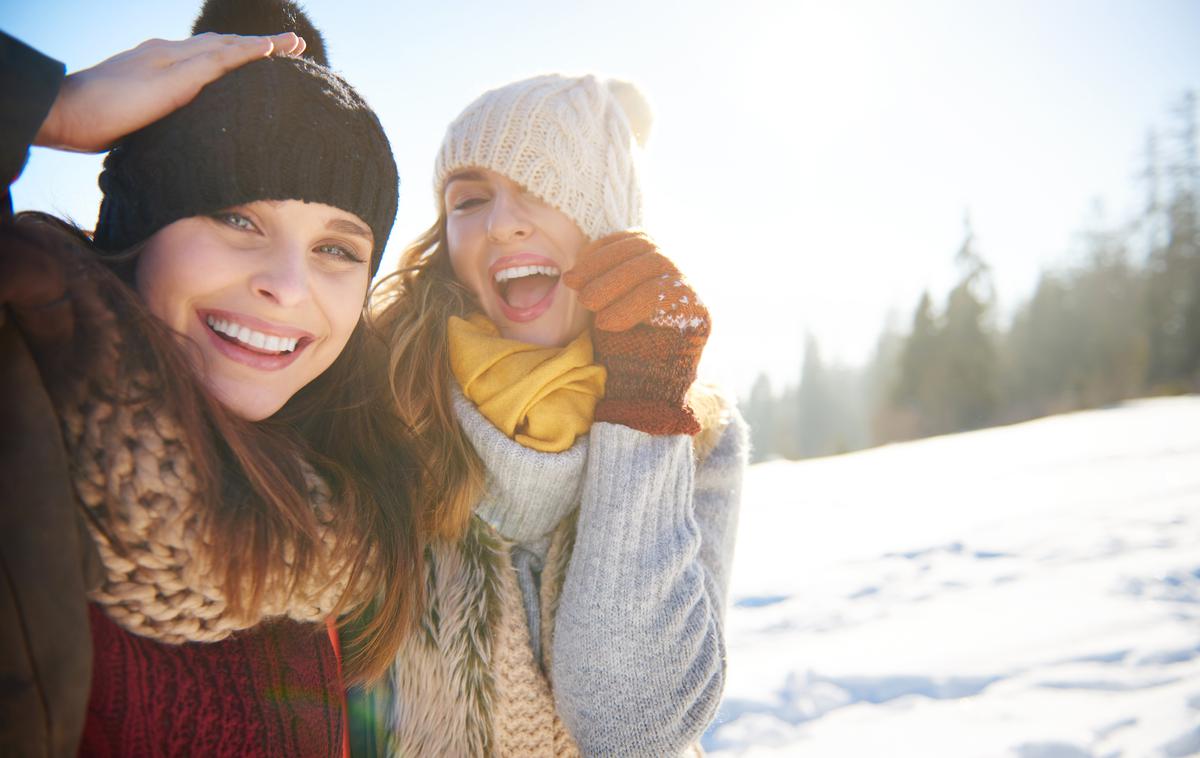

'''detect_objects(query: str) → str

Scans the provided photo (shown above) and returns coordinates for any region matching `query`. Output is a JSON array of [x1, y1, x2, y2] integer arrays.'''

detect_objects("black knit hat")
[[93, 0, 398, 276]]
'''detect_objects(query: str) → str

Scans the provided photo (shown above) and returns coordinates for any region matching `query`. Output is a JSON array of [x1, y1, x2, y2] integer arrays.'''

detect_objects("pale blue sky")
[[5, 0, 1199, 394]]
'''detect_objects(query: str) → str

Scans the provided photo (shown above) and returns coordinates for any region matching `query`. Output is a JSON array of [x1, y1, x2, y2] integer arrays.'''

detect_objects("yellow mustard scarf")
[[448, 313, 607, 452]]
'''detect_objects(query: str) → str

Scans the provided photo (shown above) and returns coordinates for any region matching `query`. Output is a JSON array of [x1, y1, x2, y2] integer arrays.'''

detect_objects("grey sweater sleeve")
[[551, 409, 748, 757]]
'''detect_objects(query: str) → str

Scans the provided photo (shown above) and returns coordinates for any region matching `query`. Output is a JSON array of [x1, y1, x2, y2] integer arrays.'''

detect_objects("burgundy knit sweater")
[[80, 604, 345, 757]]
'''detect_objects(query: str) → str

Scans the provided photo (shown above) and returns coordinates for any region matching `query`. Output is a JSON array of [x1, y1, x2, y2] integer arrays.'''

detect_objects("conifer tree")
[[744, 373, 777, 463], [940, 216, 998, 431]]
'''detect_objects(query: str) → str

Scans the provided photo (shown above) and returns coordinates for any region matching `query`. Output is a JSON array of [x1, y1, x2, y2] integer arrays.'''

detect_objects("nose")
[[486, 190, 533, 243], [248, 240, 311, 308]]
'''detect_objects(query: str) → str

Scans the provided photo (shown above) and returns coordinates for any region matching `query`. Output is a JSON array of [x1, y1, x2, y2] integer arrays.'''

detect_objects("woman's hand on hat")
[[34, 31, 307, 153]]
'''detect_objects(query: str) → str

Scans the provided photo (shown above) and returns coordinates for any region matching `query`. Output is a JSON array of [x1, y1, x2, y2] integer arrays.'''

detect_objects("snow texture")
[[707, 397, 1200, 757]]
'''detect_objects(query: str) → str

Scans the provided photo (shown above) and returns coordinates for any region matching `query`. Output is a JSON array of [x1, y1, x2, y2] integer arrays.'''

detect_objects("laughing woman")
[[365, 75, 748, 756], [0, 2, 421, 755]]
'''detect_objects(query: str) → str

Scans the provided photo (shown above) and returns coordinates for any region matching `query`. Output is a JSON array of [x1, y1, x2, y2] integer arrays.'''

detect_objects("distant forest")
[[743, 92, 1200, 463]]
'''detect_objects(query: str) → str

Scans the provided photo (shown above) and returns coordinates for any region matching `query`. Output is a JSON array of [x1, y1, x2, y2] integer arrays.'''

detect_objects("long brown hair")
[[17, 212, 422, 684], [369, 216, 484, 541]]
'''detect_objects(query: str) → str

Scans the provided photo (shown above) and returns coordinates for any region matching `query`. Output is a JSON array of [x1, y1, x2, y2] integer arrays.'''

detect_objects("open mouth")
[[493, 264, 561, 310], [205, 314, 309, 356]]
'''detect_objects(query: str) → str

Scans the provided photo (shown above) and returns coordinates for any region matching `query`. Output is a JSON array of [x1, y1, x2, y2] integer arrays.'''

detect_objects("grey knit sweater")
[[453, 388, 748, 756]]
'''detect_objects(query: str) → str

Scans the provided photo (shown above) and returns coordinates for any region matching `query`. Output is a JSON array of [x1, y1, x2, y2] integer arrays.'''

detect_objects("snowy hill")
[[708, 397, 1200, 757]]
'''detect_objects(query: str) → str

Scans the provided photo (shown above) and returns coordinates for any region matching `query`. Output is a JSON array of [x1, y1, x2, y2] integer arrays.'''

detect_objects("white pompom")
[[605, 78, 653, 147]]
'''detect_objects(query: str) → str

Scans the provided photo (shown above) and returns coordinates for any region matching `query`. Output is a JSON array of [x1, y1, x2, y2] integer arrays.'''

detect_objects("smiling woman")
[[444, 168, 590, 347], [0, 0, 422, 755], [364, 73, 748, 757], [136, 201, 373, 419]]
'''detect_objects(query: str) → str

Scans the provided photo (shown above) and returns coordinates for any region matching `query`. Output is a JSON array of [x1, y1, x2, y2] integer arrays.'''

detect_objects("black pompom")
[[192, 0, 328, 66]]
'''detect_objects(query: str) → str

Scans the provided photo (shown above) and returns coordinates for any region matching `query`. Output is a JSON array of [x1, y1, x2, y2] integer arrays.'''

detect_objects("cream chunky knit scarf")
[[387, 515, 581, 757], [60, 388, 349, 644]]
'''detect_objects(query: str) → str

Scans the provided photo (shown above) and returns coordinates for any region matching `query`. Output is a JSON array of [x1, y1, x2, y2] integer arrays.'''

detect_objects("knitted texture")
[[60, 391, 352, 643], [451, 386, 586, 547], [434, 74, 648, 240], [82, 604, 344, 757], [457, 386, 743, 756], [489, 526, 579, 758], [382, 517, 581, 757], [448, 313, 606, 453], [381, 521, 507, 756], [365, 388, 743, 756], [563, 231, 710, 435], [94, 6, 398, 272], [550, 422, 723, 757]]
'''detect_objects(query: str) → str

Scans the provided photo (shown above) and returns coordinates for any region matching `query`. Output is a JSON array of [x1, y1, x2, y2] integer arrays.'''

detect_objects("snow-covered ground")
[[707, 397, 1200, 758]]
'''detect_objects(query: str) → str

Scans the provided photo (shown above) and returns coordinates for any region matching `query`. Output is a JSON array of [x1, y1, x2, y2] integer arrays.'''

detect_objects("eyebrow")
[[326, 218, 373, 241], [445, 169, 486, 186]]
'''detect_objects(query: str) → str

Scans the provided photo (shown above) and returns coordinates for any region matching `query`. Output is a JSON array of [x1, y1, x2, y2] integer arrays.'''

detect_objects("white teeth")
[[205, 315, 300, 353], [493, 264, 561, 284]]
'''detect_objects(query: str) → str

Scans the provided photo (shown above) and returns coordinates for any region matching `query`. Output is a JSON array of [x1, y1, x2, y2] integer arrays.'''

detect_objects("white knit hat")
[[434, 74, 653, 241]]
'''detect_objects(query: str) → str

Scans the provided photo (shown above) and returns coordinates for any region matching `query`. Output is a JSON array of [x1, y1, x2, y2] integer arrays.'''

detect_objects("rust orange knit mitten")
[[562, 231, 710, 435]]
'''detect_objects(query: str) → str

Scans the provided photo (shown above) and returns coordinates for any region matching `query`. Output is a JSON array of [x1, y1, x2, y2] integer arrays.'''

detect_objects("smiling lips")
[[489, 255, 562, 322], [208, 315, 300, 353], [199, 310, 313, 371]]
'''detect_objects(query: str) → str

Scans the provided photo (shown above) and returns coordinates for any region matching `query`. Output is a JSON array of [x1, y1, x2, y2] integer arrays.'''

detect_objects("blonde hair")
[[370, 216, 485, 541]]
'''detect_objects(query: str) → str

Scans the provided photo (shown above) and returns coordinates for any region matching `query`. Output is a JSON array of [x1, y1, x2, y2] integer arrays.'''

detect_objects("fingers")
[[566, 230, 708, 333], [648, 289, 710, 334], [594, 276, 669, 331], [188, 32, 303, 65], [596, 274, 709, 333], [261, 32, 306, 57], [174, 31, 302, 58], [562, 231, 654, 290], [163, 33, 306, 106], [578, 251, 677, 311], [35, 32, 308, 154], [171, 42, 272, 86]]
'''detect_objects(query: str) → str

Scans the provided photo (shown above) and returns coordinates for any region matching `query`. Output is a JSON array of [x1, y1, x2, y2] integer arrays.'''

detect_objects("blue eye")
[[213, 212, 258, 232], [318, 243, 366, 264]]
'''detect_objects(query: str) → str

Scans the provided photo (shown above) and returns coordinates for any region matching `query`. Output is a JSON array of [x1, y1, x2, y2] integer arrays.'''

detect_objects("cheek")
[[541, 210, 588, 270], [446, 226, 488, 299], [565, 290, 592, 335], [135, 240, 200, 332], [321, 275, 369, 350]]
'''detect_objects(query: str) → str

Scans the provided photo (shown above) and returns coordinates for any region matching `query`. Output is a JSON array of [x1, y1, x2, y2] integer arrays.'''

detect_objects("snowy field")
[[707, 397, 1200, 757]]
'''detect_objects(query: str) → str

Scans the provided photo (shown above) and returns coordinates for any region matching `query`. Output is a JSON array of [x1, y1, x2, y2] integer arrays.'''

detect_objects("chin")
[[208, 377, 289, 422], [492, 307, 589, 348], [498, 322, 573, 347], [481, 288, 592, 347]]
